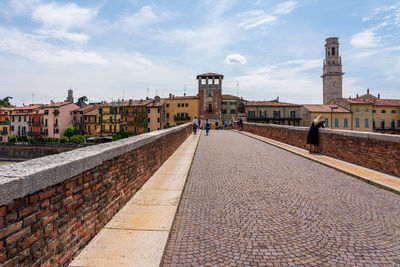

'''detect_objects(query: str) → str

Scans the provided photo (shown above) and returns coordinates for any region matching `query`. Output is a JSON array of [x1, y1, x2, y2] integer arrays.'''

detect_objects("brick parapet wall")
[[235, 122, 400, 177], [0, 123, 192, 266]]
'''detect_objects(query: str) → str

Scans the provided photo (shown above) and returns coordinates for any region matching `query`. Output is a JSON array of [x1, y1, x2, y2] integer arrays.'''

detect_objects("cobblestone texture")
[[162, 130, 400, 266]]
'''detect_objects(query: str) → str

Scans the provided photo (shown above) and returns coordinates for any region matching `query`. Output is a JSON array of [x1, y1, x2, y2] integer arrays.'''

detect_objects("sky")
[[0, 0, 400, 106]]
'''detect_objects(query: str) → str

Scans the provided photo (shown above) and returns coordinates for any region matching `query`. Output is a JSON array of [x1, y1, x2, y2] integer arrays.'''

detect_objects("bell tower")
[[197, 73, 223, 122], [322, 37, 343, 104]]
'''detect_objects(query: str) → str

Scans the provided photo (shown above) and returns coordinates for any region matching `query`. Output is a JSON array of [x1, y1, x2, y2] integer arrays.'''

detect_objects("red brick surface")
[[235, 123, 400, 177], [0, 125, 191, 266]]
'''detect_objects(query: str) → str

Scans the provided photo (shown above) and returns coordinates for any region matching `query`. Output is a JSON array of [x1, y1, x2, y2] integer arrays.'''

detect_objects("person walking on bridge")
[[307, 115, 325, 154], [192, 117, 199, 135], [205, 119, 211, 136]]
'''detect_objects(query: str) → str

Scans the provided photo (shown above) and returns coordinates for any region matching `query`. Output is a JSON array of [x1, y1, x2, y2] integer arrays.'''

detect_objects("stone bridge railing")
[[236, 122, 400, 178], [0, 123, 192, 267]]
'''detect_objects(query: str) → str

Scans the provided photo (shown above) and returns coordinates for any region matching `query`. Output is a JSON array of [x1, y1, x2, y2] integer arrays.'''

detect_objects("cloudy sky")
[[1, 0, 400, 105]]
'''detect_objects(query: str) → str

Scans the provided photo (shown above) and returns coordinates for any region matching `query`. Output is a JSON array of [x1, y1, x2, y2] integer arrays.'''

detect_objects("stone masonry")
[[0, 123, 192, 266], [235, 122, 400, 177], [163, 130, 400, 266]]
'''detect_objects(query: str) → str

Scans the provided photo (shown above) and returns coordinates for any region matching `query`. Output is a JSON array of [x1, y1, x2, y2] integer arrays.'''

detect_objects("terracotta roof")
[[245, 101, 301, 107], [163, 95, 198, 100], [303, 105, 350, 113], [222, 94, 240, 100], [46, 101, 73, 108], [13, 104, 43, 111], [147, 99, 164, 107], [343, 98, 375, 104], [73, 105, 98, 113], [373, 99, 400, 107], [358, 93, 377, 100], [121, 99, 154, 107]]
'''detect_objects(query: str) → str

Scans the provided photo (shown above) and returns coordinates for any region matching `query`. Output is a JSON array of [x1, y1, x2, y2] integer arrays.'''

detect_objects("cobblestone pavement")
[[162, 131, 400, 266]]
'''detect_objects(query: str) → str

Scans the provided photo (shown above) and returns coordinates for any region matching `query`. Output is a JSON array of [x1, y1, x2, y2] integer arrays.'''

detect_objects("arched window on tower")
[[332, 47, 335, 56]]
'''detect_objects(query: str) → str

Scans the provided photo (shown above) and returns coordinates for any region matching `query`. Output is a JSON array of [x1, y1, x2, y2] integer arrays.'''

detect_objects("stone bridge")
[[0, 123, 399, 266]]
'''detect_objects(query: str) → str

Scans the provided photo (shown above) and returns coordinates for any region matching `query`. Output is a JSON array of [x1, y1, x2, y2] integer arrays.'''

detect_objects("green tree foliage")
[[59, 136, 69, 143], [0, 96, 13, 107], [69, 135, 84, 144], [8, 134, 17, 142], [63, 126, 77, 138], [76, 96, 88, 107]]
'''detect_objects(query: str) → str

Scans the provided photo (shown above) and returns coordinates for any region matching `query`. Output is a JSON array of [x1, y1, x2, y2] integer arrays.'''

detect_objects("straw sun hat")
[[313, 115, 325, 125]]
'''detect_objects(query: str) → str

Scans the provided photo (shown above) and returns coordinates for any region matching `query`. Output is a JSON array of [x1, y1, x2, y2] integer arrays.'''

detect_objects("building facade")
[[121, 99, 152, 135], [42, 101, 79, 140], [322, 37, 343, 104], [197, 73, 223, 123], [10, 104, 43, 139], [301, 105, 351, 130], [146, 97, 166, 132], [245, 99, 302, 126], [28, 110, 45, 139], [97, 102, 123, 136], [221, 94, 246, 125], [0, 107, 10, 142], [164, 95, 199, 127]]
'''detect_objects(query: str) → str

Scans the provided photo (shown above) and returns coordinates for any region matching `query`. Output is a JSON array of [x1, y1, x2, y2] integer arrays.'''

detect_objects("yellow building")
[[164, 94, 199, 127], [96, 102, 122, 136], [301, 105, 352, 130], [372, 99, 400, 134]]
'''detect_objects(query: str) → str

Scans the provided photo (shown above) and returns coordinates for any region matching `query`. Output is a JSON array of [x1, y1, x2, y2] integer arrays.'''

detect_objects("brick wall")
[[235, 122, 400, 177], [0, 124, 192, 266]]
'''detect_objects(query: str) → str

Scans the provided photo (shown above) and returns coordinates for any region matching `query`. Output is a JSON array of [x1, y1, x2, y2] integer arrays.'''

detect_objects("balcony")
[[0, 131, 7, 135], [29, 122, 42, 126], [0, 120, 9, 125]]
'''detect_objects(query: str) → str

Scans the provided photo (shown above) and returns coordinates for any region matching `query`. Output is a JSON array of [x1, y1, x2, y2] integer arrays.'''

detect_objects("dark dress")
[[307, 121, 324, 145]]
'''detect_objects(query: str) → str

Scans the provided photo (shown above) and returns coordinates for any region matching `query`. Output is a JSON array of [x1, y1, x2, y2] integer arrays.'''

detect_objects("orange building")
[[121, 99, 152, 135], [0, 107, 10, 142], [146, 97, 166, 132]]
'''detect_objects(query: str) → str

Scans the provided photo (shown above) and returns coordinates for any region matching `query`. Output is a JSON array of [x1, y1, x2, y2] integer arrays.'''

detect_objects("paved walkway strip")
[[235, 130, 400, 195], [69, 133, 200, 267], [163, 130, 400, 266]]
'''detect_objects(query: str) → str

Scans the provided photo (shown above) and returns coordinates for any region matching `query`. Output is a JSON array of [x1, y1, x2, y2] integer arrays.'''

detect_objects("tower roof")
[[196, 73, 223, 79]]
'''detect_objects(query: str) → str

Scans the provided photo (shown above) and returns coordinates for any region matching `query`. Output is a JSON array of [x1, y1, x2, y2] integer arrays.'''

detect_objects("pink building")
[[42, 101, 79, 140]]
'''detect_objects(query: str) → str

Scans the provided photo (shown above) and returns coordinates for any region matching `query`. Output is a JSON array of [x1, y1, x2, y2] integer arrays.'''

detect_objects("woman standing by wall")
[[306, 115, 325, 154]]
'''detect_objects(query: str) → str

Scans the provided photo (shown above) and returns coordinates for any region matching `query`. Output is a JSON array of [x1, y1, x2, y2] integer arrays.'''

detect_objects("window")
[[44, 110, 49, 115], [166, 113, 170, 118], [381, 110, 386, 113], [325, 118, 329, 127], [185, 103, 188, 107], [344, 118, 348, 128], [290, 111, 296, 118], [208, 90, 213, 97], [157, 128, 160, 130], [334, 118, 339, 127], [166, 103, 169, 108], [45, 119, 48, 126], [12, 116, 14, 122], [230, 102, 236, 105], [273, 111, 280, 118], [365, 119, 369, 128], [99, 108, 103, 114], [109, 116, 112, 122], [355, 108, 359, 112], [398, 120, 400, 127], [158, 108, 160, 113], [222, 102, 227, 105], [332, 47, 335, 56], [148, 128, 150, 132], [221, 109, 227, 114], [365, 108, 369, 112], [373, 120, 376, 130], [157, 117, 160, 122], [177, 103, 181, 107], [355, 118, 359, 128], [392, 110, 396, 113], [134, 127, 137, 133], [19, 116, 21, 122], [372, 110, 376, 113], [147, 108, 150, 113], [109, 125, 112, 132], [11, 125, 14, 131], [208, 103, 213, 111], [381, 120, 385, 129], [230, 109, 236, 114], [391, 120, 395, 129], [55, 119, 58, 127], [185, 113, 188, 117], [248, 111, 255, 118], [148, 118, 150, 122]]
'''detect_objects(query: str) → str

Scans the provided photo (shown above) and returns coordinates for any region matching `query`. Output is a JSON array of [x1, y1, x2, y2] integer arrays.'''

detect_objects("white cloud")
[[34, 29, 89, 44], [239, 10, 277, 30], [32, 2, 97, 30], [0, 27, 105, 64], [350, 30, 380, 48], [225, 54, 247, 64], [274, 1, 297, 15]]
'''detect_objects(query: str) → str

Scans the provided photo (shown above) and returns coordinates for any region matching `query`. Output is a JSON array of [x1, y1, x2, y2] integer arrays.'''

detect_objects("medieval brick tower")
[[321, 37, 343, 104], [197, 73, 223, 122]]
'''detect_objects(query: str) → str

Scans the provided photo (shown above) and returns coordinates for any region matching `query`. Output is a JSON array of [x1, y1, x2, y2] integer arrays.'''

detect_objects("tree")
[[76, 96, 88, 107], [0, 96, 12, 107], [63, 126, 77, 138]]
